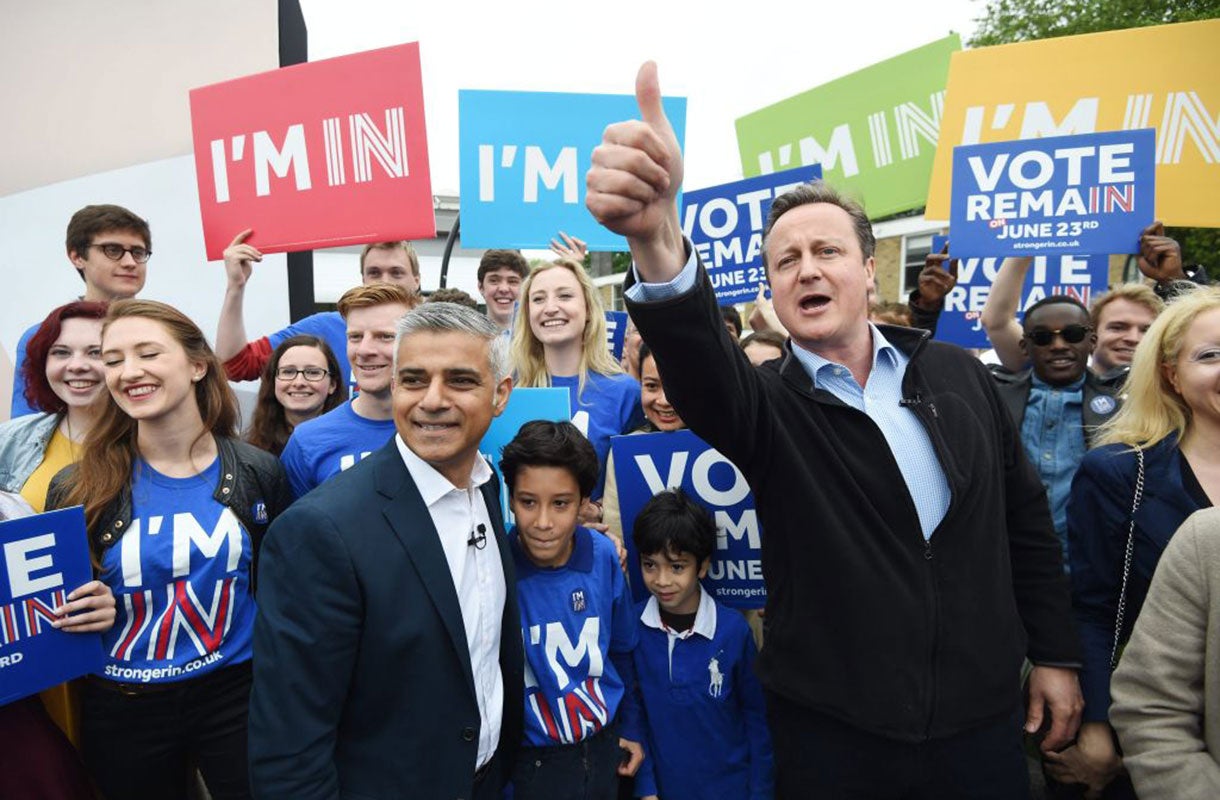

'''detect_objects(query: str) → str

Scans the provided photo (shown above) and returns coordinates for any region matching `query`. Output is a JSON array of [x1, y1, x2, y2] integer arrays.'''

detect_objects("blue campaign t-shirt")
[[266, 310, 354, 393], [279, 399, 396, 498], [550, 372, 643, 499], [97, 458, 255, 684], [512, 526, 640, 748]]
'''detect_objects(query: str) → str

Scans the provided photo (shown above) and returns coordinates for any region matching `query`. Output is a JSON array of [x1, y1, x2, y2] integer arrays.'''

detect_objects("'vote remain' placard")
[[680, 165, 821, 305], [190, 42, 435, 261], [612, 430, 764, 609], [0, 506, 103, 704], [949, 130, 1155, 258], [931, 235, 1110, 349]]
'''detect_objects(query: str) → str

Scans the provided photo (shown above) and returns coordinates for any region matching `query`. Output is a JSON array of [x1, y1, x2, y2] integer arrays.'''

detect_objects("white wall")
[[0, 154, 290, 386]]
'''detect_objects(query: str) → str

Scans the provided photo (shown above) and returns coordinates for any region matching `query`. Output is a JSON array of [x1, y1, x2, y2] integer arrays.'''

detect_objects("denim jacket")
[[0, 412, 59, 493]]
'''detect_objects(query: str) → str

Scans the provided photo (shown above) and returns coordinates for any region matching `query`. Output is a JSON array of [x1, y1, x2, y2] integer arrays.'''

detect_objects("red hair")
[[22, 301, 109, 414]]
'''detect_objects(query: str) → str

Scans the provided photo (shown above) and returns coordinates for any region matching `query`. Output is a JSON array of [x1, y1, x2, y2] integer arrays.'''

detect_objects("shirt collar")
[[640, 585, 717, 640], [395, 434, 492, 507], [1031, 373, 1086, 393], [790, 323, 900, 388]]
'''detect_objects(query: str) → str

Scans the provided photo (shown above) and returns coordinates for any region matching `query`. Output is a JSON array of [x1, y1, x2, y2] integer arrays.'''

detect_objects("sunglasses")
[[1026, 325, 1092, 347]]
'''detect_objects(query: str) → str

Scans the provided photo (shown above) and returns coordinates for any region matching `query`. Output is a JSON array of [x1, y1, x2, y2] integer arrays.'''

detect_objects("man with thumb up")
[[588, 62, 1083, 799]]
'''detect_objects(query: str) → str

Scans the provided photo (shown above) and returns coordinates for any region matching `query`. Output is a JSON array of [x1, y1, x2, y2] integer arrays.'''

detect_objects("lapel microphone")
[[467, 523, 488, 549]]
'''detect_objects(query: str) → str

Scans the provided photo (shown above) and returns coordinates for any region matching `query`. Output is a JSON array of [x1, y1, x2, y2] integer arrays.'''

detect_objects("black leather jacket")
[[48, 436, 293, 585]]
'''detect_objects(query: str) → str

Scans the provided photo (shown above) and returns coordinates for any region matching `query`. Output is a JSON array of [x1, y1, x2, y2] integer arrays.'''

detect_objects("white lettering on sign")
[[478, 145, 579, 205], [944, 256, 1095, 315], [961, 92, 1219, 167], [715, 508, 761, 549], [634, 448, 750, 507], [210, 106, 409, 202], [756, 91, 945, 177], [4, 534, 63, 599], [681, 183, 806, 245]]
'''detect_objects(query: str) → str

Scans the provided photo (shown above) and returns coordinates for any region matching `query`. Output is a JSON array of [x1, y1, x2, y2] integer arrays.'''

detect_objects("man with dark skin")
[[1020, 299, 1096, 389], [994, 296, 1121, 567]]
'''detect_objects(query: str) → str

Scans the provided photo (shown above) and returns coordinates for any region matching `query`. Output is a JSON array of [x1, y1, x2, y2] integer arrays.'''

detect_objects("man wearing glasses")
[[10, 204, 151, 417], [992, 295, 1123, 566]]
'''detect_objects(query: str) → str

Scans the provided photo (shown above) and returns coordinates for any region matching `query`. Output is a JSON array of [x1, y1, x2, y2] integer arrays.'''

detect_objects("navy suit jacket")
[[249, 440, 523, 800]]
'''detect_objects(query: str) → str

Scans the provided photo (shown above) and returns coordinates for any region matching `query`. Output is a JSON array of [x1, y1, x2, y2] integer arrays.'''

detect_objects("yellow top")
[[19, 427, 78, 513], [17, 425, 85, 746]]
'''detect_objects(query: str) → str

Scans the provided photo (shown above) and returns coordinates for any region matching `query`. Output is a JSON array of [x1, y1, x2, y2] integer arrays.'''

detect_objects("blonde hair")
[[359, 241, 420, 279], [1097, 286, 1220, 449], [1090, 283, 1163, 329], [510, 259, 622, 394]]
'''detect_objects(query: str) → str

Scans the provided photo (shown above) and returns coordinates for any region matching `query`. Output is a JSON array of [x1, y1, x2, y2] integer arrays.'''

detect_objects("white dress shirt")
[[396, 435, 507, 769]]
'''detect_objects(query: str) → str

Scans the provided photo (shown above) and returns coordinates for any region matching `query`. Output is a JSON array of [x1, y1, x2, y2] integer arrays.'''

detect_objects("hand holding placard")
[[1137, 221, 1185, 284], [52, 580, 115, 633], [913, 243, 959, 311], [222, 228, 262, 290], [549, 231, 588, 262], [587, 62, 685, 280]]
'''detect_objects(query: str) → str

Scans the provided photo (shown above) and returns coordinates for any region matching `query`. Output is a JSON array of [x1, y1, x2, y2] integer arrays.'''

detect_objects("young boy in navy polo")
[[631, 490, 774, 800], [500, 421, 644, 800]]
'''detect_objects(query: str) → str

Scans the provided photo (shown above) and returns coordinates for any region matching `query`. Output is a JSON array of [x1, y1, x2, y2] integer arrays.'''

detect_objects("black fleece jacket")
[[625, 258, 1081, 742]]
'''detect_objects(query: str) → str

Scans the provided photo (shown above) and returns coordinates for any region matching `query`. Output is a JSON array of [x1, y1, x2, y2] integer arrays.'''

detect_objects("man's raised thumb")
[[635, 61, 669, 130]]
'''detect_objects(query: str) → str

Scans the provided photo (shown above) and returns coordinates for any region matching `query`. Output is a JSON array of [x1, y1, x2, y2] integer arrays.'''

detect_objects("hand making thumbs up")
[[586, 61, 686, 281]]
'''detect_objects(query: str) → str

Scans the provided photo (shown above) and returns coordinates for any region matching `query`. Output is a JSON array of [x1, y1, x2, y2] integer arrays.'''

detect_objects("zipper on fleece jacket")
[[923, 536, 941, 740]]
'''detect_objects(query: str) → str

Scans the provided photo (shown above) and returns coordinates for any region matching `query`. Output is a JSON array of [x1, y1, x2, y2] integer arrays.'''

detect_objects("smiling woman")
[[510, 258, 644, 501], [46, 299, 292, 800], [1064, 287, 1220, 797], [0, 301, 109, 513], [0, 300, 112, 759], [246, 335, 347, 456]]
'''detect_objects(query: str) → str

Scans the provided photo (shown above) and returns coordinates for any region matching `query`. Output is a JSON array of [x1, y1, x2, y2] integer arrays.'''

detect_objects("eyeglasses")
[[275, 367, 330, 382], [1026, 325, 1092, 347], [90, 243, 151, 263]]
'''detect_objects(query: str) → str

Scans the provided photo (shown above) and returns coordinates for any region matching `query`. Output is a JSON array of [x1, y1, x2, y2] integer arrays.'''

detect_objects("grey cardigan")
[[1111, 507, 1220, 799]]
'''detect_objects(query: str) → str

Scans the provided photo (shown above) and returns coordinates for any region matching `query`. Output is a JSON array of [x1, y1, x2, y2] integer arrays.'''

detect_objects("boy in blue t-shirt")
[[631, 490, 774, 800], [500, 421, 644, 800]]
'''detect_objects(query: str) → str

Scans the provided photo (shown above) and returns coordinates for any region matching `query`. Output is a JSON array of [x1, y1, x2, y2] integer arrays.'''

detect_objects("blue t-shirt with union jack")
[[97, 458, 254, 684], [511, 526, 641, 748]]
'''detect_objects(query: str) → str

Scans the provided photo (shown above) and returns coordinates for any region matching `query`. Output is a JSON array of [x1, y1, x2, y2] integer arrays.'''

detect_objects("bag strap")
[[1110, 446, 1145, 670]]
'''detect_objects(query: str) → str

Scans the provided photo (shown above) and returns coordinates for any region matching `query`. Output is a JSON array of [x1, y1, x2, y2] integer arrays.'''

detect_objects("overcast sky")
[[299, 0, 982, 196]]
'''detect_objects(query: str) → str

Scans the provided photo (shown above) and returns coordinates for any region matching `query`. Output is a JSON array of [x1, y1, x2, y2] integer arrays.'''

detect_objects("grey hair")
[[393, 301, 511, 383]]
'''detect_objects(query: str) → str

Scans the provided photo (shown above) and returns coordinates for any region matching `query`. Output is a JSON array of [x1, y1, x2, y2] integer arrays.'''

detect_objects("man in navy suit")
[[249, 302, 521, 800]]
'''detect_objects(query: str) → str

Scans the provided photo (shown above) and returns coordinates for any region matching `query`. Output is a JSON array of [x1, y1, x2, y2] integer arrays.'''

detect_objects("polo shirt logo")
[[708, 653, 724, 698]]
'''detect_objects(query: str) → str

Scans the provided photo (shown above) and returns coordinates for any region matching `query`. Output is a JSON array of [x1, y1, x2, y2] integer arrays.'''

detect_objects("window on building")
[[900, 233, 934, 297]]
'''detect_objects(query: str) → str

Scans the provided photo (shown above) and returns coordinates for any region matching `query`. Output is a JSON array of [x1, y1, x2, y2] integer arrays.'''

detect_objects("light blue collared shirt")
[[627, 251, 952, 539]]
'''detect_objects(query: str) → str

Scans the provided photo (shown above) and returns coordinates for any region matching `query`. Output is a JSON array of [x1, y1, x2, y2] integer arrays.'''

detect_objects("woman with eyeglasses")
[[1045, 287, 1220, 798], [246, 335, 346, 456], [47, 299, 292, 800]]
